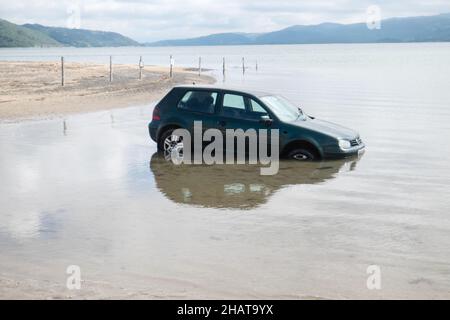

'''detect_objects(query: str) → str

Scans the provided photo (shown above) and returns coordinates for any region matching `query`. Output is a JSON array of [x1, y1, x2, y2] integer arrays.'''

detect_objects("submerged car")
[[149, 85, 365, 160]]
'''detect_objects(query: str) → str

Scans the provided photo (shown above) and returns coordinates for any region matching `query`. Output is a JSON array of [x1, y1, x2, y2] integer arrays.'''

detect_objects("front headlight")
[[338, 139, 351, 150]]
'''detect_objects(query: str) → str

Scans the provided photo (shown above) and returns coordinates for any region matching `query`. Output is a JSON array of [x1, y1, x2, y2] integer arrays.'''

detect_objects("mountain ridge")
[[146, 13, 450, 46], [22, 23, 139, 47], [0, 19, 139, 47], [0, 19, 61, 47], [1, 13, 450, 48]]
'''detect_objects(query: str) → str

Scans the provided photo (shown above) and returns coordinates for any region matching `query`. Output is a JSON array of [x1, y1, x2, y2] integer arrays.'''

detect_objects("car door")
[[216, 92, 274, 157], [176, 89, 220, 137]]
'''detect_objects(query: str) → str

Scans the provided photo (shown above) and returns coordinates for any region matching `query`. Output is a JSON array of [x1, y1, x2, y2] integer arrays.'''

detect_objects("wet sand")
[[0, 61, 214, 121]]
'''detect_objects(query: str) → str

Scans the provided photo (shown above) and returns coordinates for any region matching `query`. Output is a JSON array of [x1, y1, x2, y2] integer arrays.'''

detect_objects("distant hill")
[[23, 24, 139, 47], [146, 13, 450, 46], [0, 19, 61, 47], [2, 13, 450, 48], [0, 19, 140, 47], [149, 32, 261, 46]]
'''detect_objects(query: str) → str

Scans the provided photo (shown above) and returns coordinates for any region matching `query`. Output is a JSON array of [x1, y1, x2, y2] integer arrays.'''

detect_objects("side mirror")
[[259, 114, 273, 126]]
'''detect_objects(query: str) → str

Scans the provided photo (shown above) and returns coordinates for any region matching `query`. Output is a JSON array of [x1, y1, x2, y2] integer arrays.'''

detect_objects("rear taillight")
[[152, 106, 161, 121]]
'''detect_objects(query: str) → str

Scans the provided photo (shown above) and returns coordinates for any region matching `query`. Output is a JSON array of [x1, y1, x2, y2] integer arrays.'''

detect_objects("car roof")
[[173, 84, 272, 98]]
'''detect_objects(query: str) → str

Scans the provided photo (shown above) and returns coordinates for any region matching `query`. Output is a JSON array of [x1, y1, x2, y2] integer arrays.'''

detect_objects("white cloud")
[[0, 0, 449, 42]]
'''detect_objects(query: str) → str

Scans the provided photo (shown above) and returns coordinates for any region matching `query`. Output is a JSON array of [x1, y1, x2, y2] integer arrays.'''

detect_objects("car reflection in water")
[[149, 152, 362, 210]]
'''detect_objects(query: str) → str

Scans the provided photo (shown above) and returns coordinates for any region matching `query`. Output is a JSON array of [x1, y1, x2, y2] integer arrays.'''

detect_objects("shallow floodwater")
[[1, 43, 450, 298]]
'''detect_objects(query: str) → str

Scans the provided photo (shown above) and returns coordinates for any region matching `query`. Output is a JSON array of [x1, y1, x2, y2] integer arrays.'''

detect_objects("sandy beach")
[[0, 61, 214, 121]]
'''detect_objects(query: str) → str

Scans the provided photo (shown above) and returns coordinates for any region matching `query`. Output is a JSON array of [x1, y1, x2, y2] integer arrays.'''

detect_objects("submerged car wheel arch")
[[281, 139, 323, 159], [157, 123, 183, 144]]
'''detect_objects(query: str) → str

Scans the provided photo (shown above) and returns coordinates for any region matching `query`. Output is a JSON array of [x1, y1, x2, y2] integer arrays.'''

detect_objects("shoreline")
[[0, 61, 215, 122]]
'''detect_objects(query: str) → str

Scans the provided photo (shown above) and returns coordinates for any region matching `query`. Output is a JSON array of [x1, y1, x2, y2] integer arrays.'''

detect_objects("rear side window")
[[223, 94, 246, 110], [221, 93, 246, 118], [177, 90, 218, 114]]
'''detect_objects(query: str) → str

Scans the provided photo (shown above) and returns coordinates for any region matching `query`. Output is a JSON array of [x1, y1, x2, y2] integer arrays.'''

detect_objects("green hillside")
[[0, 19, 61, 47], [0, 19, 140, 48], [23, 24, 140, 47]]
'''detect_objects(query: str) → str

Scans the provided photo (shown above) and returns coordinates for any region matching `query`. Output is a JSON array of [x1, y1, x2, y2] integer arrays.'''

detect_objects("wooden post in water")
[[222, 57, 226, 81], [198, 56, 202, 76], [242, 57, 245, 75], [109, 56, 113, 82], [139, 56, 143, 80], [169, 55, 173, 78], [61, 56, 65, 86]]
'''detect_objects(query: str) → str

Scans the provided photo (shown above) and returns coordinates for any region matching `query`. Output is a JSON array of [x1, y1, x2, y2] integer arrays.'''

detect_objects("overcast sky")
[[1, 0, 449, 42]]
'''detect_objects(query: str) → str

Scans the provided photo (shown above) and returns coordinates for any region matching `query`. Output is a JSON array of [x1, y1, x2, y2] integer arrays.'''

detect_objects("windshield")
[[260, 95, 304, 122]]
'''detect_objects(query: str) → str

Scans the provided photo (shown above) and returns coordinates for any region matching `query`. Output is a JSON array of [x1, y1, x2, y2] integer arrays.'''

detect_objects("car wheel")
[[287, 148, 316, 161], [158, 129, 183, 153]]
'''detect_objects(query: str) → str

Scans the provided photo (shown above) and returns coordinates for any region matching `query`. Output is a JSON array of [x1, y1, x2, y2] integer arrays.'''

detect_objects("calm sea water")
[[1, 43, 450, 298]]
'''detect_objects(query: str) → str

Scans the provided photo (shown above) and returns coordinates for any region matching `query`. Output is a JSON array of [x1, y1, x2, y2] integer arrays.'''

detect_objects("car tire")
[[158, 129, 177, 151], [287, 148, 316, 161]]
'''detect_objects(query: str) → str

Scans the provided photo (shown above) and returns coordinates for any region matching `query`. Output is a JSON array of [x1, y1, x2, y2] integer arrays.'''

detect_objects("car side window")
[[249, 99, 268, 114], [177, 90, 217, 114], [223, 94, 246, 109], [221, 94, 246, 118]]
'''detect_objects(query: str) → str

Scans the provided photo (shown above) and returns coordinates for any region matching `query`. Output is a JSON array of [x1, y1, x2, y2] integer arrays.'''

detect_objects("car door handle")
[[217, 120, 226, 127]]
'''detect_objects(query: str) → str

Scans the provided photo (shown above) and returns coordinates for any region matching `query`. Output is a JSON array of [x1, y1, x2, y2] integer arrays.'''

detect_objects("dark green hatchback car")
[[149, 85, 365, 160]]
